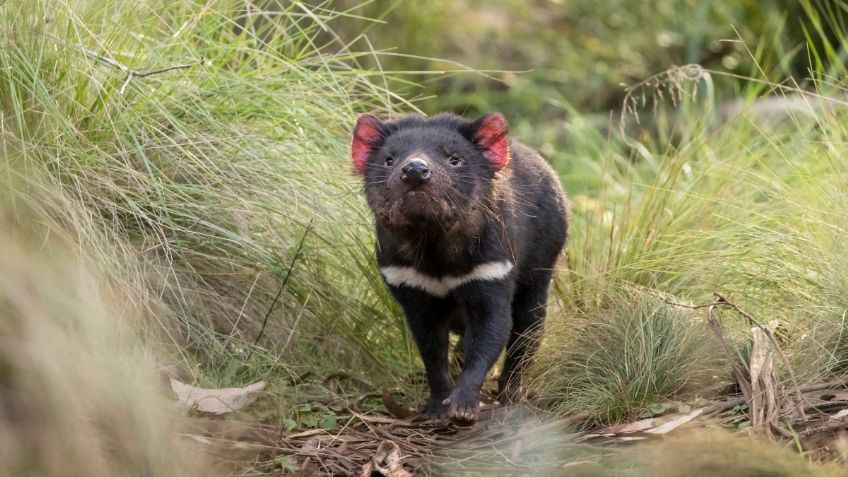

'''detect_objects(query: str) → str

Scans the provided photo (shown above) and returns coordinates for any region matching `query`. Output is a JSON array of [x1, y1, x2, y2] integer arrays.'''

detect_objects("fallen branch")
[[56, 36, 203, 94], [749, 326, 779, 431], [707, 305, 752, 400], [798, 418, 848, 439], [702, 381, 847, 416]]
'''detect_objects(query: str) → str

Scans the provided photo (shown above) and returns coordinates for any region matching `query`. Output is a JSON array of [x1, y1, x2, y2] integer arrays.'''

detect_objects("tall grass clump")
[[0, 181, 213, 476], [533, 289, 721, 422], [535, 51, 848, 415], [0, 0, 413, 413]]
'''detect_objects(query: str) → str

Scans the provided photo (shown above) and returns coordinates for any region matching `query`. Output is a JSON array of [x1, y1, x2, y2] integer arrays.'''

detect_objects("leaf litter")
[[174, 297, 848, 475]]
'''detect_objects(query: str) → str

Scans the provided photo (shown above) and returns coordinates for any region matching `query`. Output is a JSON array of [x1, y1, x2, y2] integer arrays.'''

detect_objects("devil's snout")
[[400, 158, 431, 186]]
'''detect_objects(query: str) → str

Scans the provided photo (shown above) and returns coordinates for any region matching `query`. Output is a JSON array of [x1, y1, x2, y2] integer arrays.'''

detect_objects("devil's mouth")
[[399, 190, 439, 214], [379, 189, 456, 229]]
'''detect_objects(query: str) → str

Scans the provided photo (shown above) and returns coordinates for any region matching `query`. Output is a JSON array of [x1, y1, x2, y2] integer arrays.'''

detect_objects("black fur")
[[353, 112, 568, 423]]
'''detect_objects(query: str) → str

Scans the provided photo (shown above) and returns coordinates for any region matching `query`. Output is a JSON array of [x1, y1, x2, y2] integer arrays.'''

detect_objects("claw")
[[443, 388, 480, 425]]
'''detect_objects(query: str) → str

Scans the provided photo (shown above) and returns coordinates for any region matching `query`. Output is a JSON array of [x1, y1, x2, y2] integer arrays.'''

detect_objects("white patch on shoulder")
[[380, 261, 514, 297]]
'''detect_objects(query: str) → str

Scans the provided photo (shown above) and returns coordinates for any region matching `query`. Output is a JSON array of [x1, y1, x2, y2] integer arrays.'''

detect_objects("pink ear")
[[351, 114, 383, 174], [471, 113, 509, 171]]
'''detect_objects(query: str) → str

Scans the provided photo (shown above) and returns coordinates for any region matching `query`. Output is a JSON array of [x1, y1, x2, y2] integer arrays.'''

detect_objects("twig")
[[769, 422, 797, 441], [713, 293, 806, 420], [706, 305, 752, 401], [701, 396, 747, 415], [800, 381, 848, 394], [253, 217, 314, 347], [70, 42, 202, 94], [657, 290, 806, 420], [702, 381, 847, 416], [653, 293, 717, 310], [798, 418, 848, 438]]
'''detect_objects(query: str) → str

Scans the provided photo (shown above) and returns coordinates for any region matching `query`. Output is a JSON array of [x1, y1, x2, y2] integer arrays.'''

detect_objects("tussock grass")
[[534, 289, 722, 422]]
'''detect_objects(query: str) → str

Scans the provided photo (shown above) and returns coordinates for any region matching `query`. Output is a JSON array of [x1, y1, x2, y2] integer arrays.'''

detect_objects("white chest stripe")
[[380, 261, 514, 297]]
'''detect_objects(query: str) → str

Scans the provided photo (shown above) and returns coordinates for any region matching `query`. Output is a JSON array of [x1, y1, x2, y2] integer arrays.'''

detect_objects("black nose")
[[401, 158, 431, 186]]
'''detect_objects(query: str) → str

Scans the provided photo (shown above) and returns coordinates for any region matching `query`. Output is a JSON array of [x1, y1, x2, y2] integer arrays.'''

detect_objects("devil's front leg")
[[391, 287, 456, 419], [443, 282, 513, 424]]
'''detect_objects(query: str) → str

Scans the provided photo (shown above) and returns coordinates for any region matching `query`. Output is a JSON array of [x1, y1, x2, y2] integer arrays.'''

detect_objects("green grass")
[[529, 59, 848, 420], [4, 0, 848, 474]]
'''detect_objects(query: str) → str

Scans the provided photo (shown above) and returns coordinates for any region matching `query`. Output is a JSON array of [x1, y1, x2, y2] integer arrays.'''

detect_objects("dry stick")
[[798, 418, 848, 439], [701, 396, 748, 415], [749, 325, 779, 430], [701, 381, 847, 416], [72, 43, 203, 94], [713, 292, 806, 420], [707, 305, 752, 401], [656, 291, 806, 420], [769, 422, 798, 441], [253, 218, 315, 347]]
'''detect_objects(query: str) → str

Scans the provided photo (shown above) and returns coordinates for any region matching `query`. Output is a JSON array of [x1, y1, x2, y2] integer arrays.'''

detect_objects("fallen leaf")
[[607, 417, 656, 434], [360, 440, 411, 477], [832, 408, 848, 420], [320, 415, 338, 429], [645, 408, 705, 434], [382, 389, 414, 419], [170, 378, 266, 414], [604, 408, 706, 436]]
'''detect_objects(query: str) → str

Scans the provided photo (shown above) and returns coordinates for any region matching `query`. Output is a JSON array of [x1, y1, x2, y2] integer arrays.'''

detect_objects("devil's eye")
[[384, 156, 394, 166], [448, 154, 463, 167]]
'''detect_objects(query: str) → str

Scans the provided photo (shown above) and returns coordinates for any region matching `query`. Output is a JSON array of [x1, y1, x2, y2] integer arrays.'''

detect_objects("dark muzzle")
[[401, 158, 431, 186]]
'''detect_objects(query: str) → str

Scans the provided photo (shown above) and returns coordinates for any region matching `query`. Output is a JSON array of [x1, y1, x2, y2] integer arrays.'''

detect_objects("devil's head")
[[351, 113, 510, 237]]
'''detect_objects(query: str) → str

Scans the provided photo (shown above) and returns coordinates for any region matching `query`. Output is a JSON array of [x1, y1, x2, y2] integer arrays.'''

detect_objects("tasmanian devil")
[[351, 112, 568, 423]]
